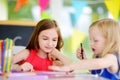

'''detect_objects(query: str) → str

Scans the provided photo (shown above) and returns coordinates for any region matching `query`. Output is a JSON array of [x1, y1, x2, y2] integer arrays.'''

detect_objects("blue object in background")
[[71, 0, 87, 26]]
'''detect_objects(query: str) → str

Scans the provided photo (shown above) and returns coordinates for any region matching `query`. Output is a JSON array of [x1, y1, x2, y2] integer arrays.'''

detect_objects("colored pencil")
[[80, 43, 84, 59]]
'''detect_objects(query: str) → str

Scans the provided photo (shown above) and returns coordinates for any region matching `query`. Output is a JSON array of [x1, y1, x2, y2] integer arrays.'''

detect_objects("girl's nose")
[[48, 41, 53, 47]]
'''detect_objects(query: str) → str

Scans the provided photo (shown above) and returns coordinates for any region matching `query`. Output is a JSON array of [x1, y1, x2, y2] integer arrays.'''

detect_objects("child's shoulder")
[[112, 53, 120, 67], [113, 53, 120, 63], [114, 53, 120, 79], [17, 49, 30, 58], [114, 53, 120, 76], [21, 49, 30, 53]]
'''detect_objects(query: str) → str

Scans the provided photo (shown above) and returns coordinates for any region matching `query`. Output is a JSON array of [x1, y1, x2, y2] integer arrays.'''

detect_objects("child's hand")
[[76, 48, 87, 60], [48, 48, 59, 61], [20, 62, 34, 71], [48, 65, 71, 72], [53, 60, 63, 66], [48, 53, 56, 61]]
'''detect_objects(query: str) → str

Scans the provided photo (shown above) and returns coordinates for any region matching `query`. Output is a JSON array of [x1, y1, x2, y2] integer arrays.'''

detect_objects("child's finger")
[[49, 66, 71, 72], [48, 53, 56, 61], [76, 48, 82, 59], [21, 62, 34, 71], [48, 66, 61, 71]]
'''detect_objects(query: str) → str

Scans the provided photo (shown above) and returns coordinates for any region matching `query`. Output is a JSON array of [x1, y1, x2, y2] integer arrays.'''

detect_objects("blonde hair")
[[89, 18, 120, 57]]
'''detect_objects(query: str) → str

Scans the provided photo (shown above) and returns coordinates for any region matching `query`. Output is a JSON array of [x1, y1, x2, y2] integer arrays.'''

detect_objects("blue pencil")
[[1, 40, 6, 72]]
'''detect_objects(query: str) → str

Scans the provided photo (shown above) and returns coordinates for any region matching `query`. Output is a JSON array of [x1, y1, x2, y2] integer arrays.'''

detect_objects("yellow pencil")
[[3, 39, 8, 73], [7, 39, 13, 72]]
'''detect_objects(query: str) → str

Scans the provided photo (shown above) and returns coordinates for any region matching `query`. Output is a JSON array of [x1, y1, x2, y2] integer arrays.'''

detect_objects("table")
[[0, 71, 109, 80]]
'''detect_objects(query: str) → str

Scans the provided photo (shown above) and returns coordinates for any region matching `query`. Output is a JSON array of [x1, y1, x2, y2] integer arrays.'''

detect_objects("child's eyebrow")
[[41, 36, 47, 38], [41, 35, 58, 39], [41, 35, 48, 37]]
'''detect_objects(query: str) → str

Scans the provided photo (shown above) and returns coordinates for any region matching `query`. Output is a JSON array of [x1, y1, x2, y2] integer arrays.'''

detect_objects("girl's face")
[[38, 28, 58, 53], [89, 27, 106, 55]]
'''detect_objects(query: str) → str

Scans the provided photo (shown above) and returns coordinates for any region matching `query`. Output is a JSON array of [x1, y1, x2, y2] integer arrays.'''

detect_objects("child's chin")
[[45, 50, 52, 53], [94, 52, 100, 55]]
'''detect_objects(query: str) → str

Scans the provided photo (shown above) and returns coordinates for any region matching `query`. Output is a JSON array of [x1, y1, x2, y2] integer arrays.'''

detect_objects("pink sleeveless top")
[[19, 49, 53, 71]]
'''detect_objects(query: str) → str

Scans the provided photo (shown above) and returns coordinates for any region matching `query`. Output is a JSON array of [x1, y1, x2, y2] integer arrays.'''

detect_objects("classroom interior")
[[0, 0, 120, 79]]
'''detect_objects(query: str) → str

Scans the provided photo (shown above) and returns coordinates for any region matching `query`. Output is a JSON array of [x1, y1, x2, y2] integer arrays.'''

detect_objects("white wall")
[[0, 0, 8, 20]]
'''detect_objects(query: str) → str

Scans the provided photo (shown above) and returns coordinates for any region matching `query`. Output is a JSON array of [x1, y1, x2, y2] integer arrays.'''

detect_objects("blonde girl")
[[49, 18, 120, 80]]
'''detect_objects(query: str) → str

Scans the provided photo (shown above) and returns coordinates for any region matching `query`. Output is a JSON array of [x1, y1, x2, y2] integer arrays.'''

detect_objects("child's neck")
[[37, 50, 48, 59]]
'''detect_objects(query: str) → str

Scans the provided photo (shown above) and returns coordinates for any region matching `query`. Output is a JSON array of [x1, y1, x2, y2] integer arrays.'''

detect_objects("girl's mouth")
[[92, 48, 95, 52]]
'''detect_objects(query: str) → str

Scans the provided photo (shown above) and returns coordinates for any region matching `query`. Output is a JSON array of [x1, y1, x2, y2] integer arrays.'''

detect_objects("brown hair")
[[26, 19, 64, 51]]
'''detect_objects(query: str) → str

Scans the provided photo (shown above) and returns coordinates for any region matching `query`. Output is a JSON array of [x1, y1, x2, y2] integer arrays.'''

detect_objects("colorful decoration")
[[104, 0, 120, 20], [14, 0, 28, 12], [70, 29, 86, 53], [39, 0, 49, 13], [41, 12, 52, 19], [72, 0, 87, 26]]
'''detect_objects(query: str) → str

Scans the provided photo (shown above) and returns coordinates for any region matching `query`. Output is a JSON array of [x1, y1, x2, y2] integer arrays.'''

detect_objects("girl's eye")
[[53, 39, 57, 41], [94, 40, 98, 42], [43, 38, 48, 40]]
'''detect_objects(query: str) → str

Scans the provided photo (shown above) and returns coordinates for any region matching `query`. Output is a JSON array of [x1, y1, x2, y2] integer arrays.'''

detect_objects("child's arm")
[[12, 64, 22, 71], [49, 54, 118, 73], [12, 49, 30, 71], [12, 62, 34, 72], [12, 49, 29, 64], [50, 48, 72, 65]]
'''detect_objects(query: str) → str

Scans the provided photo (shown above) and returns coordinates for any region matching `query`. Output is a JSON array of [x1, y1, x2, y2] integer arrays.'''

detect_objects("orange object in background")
[[14, 0, 28, 12]]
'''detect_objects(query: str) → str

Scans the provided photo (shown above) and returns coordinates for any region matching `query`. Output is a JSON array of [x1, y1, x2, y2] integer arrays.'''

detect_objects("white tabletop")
[[0, 71, 109, 80]]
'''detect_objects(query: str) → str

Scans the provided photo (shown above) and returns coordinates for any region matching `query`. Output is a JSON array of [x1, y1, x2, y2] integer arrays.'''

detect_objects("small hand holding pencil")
[[76, 43, 86, 60]]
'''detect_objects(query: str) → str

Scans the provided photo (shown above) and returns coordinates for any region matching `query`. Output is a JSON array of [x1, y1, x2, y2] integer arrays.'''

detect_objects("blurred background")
[[0, 0, 120, 63]]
